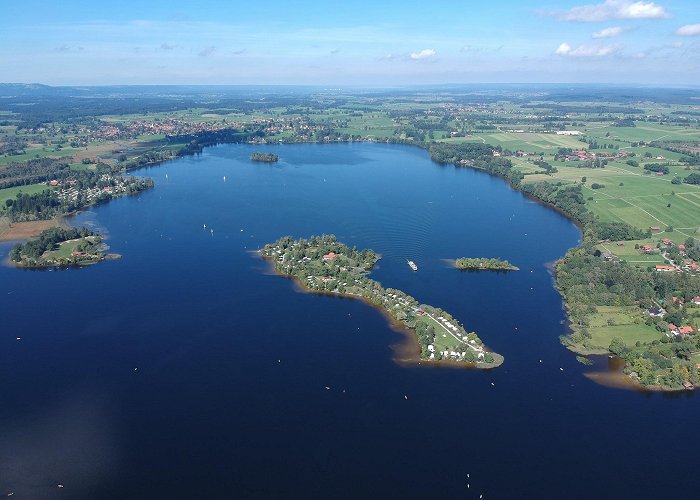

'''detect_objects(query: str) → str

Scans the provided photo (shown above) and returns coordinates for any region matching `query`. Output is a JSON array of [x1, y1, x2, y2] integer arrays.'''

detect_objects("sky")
[[1, 0, 699, 86]]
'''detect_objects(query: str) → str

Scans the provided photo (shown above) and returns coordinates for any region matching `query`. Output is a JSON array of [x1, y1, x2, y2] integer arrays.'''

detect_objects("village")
[[259, 234, 503, 367]]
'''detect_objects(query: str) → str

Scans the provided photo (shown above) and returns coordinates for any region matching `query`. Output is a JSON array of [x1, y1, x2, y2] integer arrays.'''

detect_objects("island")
[[250, 152, 279, 163], [259, 234, 503, 367], [8, 227, 117, 268], [454, 257, 519, 271]]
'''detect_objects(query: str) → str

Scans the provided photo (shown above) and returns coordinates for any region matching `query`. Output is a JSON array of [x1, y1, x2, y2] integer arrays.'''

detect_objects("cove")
[[1, 143, 698, 499]]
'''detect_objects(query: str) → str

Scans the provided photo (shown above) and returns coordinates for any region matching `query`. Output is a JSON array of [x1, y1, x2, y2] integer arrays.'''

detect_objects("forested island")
[[250, 152, 279, 163], [455, 257, 519, 271], [259, 234, 503, 367], [9, 227, 115, 267]]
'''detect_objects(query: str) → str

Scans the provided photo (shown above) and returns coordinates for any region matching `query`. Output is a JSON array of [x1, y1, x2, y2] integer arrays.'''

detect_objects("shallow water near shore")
[[1, 143, 699, 499]]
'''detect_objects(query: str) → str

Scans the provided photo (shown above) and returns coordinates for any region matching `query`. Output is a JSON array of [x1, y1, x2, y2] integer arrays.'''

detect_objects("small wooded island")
[[454, 257, 519, 271], [250, 152, 279, 163], [9, 227, 116, 268], [260, 235, 503, 367]]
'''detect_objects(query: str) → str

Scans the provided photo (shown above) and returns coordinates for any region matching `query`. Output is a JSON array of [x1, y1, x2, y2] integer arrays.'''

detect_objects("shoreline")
[[257, 253, 504, 369]]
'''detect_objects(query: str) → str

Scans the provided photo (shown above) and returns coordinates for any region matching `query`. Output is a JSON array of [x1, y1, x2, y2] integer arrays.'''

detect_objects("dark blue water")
[[0, 143, 696, 499]]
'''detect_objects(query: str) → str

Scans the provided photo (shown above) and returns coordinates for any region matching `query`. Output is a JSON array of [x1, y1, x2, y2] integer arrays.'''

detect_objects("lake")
[[1, 143, 697, 499]]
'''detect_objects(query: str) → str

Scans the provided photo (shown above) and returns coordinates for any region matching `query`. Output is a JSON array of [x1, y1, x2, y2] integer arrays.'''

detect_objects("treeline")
[[250, 152, 279, 162], [9, 227, 94, 261], [427, 142, 523, 184], [171, 128, 265, 156], [455, 258, 518, 271], [644, 163, 669, 174], [6, 190, 61, 221], [0, 157, 71, 189], [0, 136, 28, 155], [592, 221, 650, 241], [684, 172, 700, 185], [120, 150, 178, 170]]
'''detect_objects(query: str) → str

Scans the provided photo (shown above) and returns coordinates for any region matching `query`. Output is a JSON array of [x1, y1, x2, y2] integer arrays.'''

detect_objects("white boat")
[[407, 259, 418, 271]]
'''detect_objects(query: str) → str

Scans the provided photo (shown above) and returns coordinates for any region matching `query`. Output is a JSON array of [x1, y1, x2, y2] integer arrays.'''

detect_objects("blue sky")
[[2, 0, 699, 85]]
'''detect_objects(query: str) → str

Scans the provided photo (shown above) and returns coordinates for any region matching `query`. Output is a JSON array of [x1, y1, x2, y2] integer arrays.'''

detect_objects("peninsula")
[[9, 227, 114, 268], [250, 152, 279, 163], [454, 257, 519, 271], [259, 234, 503, 367]]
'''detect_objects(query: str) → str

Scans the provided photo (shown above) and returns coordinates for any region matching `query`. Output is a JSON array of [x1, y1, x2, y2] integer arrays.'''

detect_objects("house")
[[679, 326, 694, 335], [683, 381, 694, 390], [647, 307, 666, 317], [656, 172, 665, 176], [616, 242, 625, 246], [647, 307, 666, 318], [661, 238, 674, 246], [641, 245, 654, 253], [650, 226, 662, 232], [49, 180, 60, 186], [603, 251, 614, 261], [667, 323, 679, 333], [655, 265, 675, 272], [678, 244, 686, 251], [322, 252, 337, 260], [693, 296, 700, 305]]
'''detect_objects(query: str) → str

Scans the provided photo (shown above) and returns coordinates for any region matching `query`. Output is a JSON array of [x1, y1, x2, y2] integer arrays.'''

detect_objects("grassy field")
[[440, 131, 587, 151], [522, 159, 700, 241], [586, 306, 662, 348], [43, 239, 85, 259]]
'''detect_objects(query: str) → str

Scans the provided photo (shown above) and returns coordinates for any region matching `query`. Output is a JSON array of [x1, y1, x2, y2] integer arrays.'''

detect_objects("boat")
[[407, 259, 418, 271]]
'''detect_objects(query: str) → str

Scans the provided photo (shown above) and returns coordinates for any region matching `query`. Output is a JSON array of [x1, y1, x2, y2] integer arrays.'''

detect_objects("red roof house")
[[322, 252, 337, 260], [679, 326, 694, 335], [655, 265, 675, 272]]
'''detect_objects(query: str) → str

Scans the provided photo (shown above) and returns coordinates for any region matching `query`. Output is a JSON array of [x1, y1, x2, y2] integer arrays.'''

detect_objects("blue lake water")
[[1, 143, 698, 499]]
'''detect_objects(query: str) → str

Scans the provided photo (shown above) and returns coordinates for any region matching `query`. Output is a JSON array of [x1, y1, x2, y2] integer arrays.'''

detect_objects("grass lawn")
[[586, 306, 662, 348], [415, 314, 464, 352], [42, 236, 98, 260], [440, 131, 587, 151]]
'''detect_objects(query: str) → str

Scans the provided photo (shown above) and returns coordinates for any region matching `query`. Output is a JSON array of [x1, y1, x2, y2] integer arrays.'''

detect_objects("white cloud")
[[555, 42, 619, 57], [410, 48, 436, 60], [592, 26, 630, 38], [552, 0, 670, 22], [676, 24, 700, 36]]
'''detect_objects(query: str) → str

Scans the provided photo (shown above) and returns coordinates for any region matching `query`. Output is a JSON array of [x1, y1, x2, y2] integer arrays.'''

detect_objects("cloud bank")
[[555, 42, 619, 57], [551, 0, 670, 22], [410, 48, 436, 60]]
